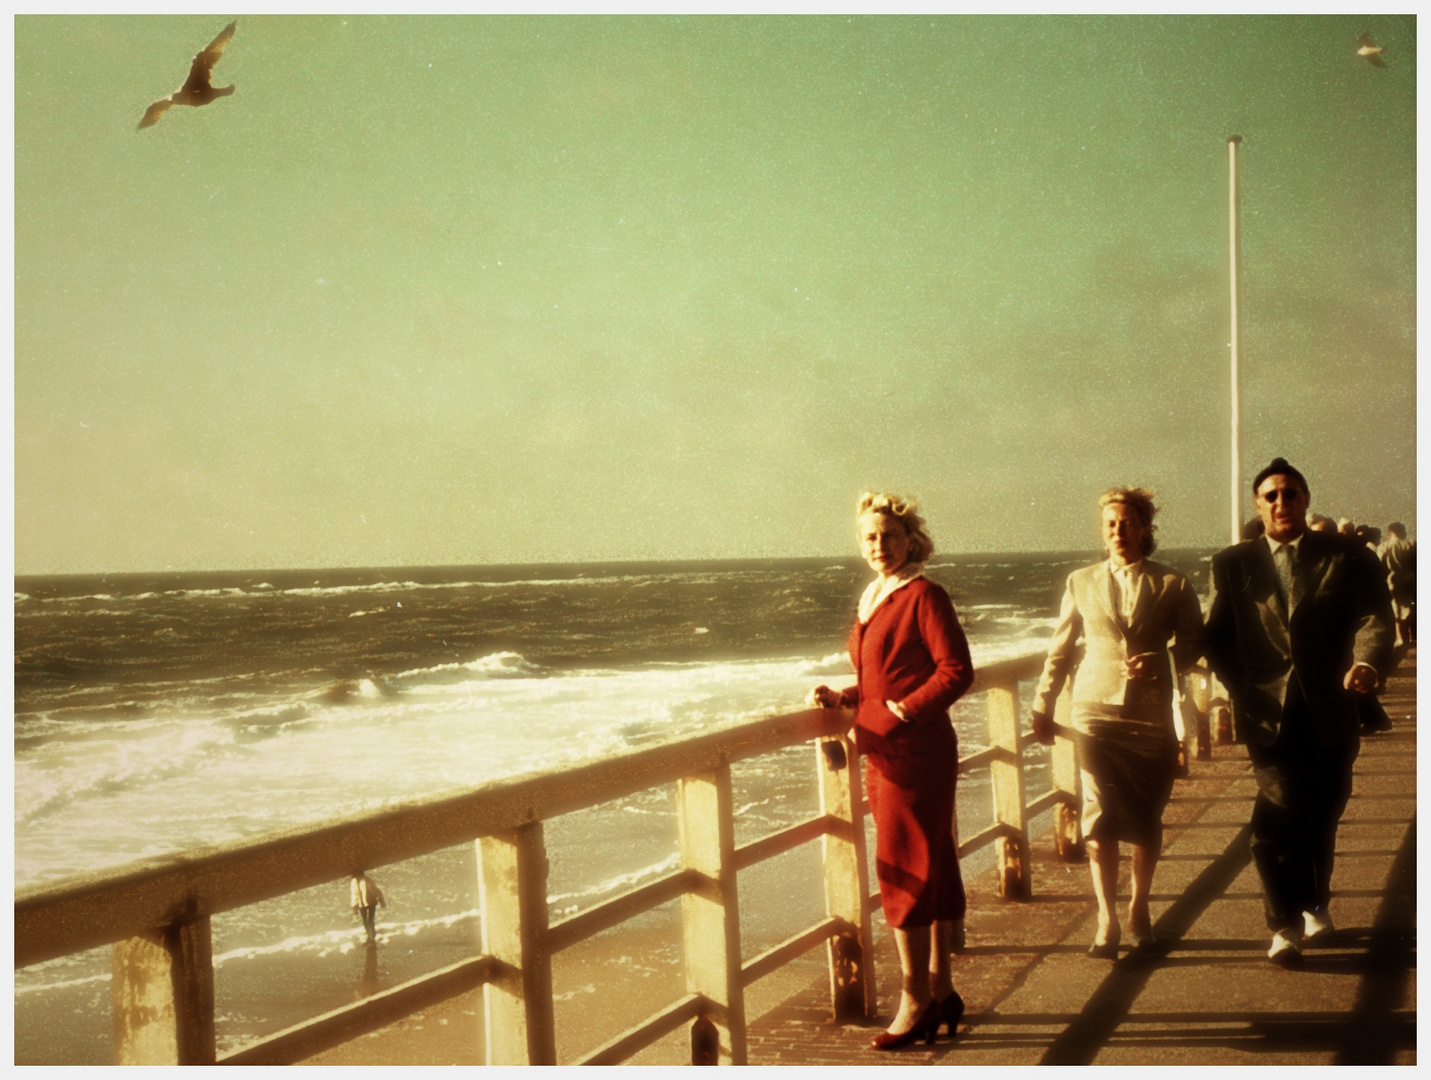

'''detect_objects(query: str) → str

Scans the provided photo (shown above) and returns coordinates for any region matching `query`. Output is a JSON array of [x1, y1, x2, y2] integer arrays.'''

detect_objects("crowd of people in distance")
[[811, 460, 1407, 1048]]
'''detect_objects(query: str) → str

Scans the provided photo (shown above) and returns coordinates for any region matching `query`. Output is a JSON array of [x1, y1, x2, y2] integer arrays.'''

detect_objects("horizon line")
[[12, 545, 1241, 581]]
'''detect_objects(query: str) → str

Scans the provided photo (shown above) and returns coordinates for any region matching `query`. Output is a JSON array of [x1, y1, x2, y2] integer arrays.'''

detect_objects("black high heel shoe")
[[934, 991, 965, 1039], [870, 1000, 941, 1051], [1086, 925, 1121, 960]]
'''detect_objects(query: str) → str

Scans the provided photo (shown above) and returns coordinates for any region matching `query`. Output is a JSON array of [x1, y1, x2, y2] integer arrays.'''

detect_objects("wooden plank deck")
[[744, 650, 1416, 1065]]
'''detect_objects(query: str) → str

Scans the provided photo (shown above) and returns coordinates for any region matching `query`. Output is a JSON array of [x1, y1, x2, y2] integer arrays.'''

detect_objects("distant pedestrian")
[[350, 871, 386, 941], [1308, 514, 1337, 534], [1381, 522, 1416, 647]]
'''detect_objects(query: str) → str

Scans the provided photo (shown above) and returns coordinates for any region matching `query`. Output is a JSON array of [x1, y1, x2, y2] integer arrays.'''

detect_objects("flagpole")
[[1227, 135, 1243, 545]]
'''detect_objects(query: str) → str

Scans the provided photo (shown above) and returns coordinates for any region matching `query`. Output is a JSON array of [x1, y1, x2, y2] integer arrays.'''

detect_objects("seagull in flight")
[[138, 22, 237, 130], [1356, 32, 1387, 68]]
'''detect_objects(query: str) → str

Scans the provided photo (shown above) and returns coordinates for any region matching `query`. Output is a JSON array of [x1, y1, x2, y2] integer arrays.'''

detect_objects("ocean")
[[14, 551, 1212, 1062]]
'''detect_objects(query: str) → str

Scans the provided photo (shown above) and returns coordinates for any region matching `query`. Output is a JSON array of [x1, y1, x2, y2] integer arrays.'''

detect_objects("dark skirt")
[[865, 751, 966, 928], [1074, 705, 1179, 847]]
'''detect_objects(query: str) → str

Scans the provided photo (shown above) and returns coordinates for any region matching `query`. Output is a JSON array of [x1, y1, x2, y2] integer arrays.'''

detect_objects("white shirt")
[[1107, 558, 1146, 624], [351, 875, 383, 908], [857, 562, 924, 624], [1263, 533, 1304, 559], [1264, 532, 1304, 611]]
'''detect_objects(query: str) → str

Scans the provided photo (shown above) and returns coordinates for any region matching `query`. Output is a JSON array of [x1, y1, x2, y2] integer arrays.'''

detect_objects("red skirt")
[[865, 751, 966, 928]]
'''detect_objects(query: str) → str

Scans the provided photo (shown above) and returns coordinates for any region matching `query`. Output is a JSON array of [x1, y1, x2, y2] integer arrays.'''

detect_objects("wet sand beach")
[[15, 750, 1005, 1065], [300, 905, 833, 1066], [299, 839, 1006, 1065]]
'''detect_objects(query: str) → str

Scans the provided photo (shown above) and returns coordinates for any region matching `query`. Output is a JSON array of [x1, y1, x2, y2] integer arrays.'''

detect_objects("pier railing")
[[14, 650, 1077, 1066]]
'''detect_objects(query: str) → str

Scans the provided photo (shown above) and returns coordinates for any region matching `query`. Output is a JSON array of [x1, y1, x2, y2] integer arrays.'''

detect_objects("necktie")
[[1274, 543, 1296, 616]]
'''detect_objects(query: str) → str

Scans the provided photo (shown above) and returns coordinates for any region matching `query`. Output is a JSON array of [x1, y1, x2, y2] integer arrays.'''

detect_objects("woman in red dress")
[[810, 492, 975, 1049]]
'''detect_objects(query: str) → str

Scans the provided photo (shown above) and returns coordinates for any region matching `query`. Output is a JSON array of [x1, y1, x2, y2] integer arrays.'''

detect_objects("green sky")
[[15, 15, 1417, 573]]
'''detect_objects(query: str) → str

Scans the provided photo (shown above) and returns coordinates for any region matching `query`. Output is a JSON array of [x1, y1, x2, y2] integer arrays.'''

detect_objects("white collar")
[[1107, 558, 1144, 577], [1264, 532, 1305, 556], [858, 563, 925, 624]]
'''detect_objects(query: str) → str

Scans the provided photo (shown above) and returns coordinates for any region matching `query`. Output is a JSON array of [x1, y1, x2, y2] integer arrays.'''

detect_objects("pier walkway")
[[313, 651, 1415, 1066], [745, 650, 1417, 1066]]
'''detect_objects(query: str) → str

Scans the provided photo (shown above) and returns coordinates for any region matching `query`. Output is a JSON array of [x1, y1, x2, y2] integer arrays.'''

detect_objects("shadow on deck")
[[746, 651, 1417, 1066]]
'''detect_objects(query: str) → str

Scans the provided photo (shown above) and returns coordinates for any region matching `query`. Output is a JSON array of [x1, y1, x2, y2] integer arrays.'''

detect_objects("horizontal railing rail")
[[220, 955, 500, 1066], [16, 650, 1078, 1066], [15, 705, 851, 968]]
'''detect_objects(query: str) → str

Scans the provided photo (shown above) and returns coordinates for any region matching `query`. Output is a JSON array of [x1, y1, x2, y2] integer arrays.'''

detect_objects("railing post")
[[478, 822, 556, 1065], [950, 759, 967, 952], [1050, 683, 1083, 861], [1205, 669, 1235, 745], [986, 679, 1031, 899], [677, 763, 746, 1065], [112, 913, 216, 1065], [1184, 666, 1214, 761], [816, 731, 876, 1021]]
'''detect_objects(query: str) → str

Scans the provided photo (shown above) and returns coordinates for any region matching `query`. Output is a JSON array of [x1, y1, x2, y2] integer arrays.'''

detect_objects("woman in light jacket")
[[1031, 487, 1203, 957], [810, 492, 974, 1049]]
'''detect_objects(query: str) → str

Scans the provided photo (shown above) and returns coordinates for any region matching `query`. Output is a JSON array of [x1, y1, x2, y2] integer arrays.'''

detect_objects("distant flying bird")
[[1356, 32, 1387, 68], [138, 22, 237, 130]]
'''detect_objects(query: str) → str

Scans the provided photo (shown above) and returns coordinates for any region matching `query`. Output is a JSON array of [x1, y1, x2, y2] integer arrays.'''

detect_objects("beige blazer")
[[1032, 559, 1205, 721]]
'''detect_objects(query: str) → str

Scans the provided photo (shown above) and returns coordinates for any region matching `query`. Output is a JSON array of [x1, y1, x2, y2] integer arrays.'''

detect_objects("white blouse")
[[858, 562, 926, 624]]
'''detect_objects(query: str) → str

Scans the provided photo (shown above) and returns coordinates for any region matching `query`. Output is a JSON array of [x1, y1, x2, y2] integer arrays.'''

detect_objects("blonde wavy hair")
[[857, 491, 934, 563], [1099, 486, 1158, 556]]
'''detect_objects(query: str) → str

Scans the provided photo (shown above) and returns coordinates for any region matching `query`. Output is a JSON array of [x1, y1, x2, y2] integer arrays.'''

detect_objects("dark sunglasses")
[[1259, 488, 1304, 503]]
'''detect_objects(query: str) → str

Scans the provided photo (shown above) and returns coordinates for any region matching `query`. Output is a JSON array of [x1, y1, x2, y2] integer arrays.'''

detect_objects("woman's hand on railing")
[[808, 685, 843, 709], [1030, 710, 1056, 746]]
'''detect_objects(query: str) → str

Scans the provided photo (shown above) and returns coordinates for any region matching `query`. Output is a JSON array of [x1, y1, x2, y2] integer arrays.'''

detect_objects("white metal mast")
[[1227, 135, 1243, 545]]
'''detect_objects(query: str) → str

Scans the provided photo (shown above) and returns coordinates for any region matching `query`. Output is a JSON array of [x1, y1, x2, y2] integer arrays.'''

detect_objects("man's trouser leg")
[[1249, 709, 1357, 929], [1297, 736, 1357, 914], [1249, 751, 1309, 932]]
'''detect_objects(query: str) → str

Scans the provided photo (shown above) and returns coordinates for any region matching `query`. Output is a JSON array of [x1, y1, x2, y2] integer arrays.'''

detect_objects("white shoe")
[[1303, 908, 1334, 940], [1268, 929, 1302, 967]]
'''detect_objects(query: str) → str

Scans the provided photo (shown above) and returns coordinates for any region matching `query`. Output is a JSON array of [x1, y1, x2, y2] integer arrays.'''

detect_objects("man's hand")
[[1344, 664, 1378, 695], [1030, 711, 1056, 746], [808, 685, 842, 708], [1124, 652, 1160, 680]]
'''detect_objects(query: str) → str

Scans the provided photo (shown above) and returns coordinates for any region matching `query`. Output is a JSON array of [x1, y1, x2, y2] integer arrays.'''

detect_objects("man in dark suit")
[[1204, 458, 1394, 967]]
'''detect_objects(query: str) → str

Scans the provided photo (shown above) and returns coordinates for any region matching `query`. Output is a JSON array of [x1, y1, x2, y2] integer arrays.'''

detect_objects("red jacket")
[[839, 577, 975, 757]]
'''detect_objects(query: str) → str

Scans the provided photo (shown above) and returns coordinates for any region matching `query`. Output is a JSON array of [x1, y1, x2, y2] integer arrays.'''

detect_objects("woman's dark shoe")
[[1087, 926, 1121, 959], [934, 991, 965, 1038], [1128, 923, 1158, 952], [870, 1000, 940, 1051]]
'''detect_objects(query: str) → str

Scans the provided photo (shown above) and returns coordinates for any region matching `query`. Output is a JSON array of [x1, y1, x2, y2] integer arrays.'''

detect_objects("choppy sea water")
[[15, 552, 1211, 1061]]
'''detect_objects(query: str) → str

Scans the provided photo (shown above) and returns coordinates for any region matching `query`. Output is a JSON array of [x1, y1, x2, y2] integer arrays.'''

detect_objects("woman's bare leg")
[[1085, 839, 1121, 943], [928, 920, 955, 1001], [888, 925, 933, 1033], [1128, 843, 1159, 938]]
